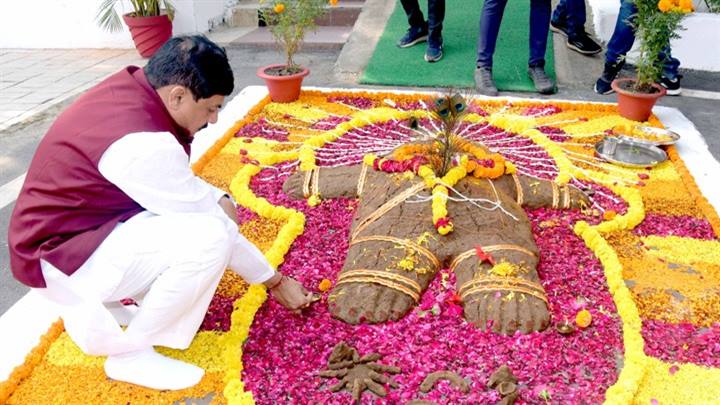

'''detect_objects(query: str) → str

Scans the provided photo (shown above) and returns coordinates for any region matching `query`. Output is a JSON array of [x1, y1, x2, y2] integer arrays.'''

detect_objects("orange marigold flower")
[[329, 0, 339, 5], [273, 3, 285, 13], [575, 309, 593, 328], [318, 278, 333, 292], [603, 210, 617, 221], [658, 0, 672, 12], [678, 0, 693, 12]]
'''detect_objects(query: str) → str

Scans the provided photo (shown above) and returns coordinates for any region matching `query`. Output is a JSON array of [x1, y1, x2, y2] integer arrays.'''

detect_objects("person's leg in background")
[[398, 0, 429, 48], [527, 0, 556, 94], [550, 0, 602, 55], [659, 49, 682, 95], [595, 0, 636, 94], [475, 0, 509, 96], [424, 0, 446, 62]]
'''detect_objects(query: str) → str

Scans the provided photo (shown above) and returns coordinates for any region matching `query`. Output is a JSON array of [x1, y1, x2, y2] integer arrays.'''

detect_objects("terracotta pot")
[[122, 14, 172, 58], [611, 78, 666, 122], [257, 64, 310, 103]]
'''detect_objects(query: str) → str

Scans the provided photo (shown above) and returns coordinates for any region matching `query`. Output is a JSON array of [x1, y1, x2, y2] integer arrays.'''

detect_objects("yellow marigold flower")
[[678, 0, 693, 12], [363, 153, 377, 166], [273, 3, 285, 13], [490, 262, 517, 277], [576, 309, 593, 328], [658, 0, 672, 12], [318, 278, 332, 292], [307, 194, 321, 207]]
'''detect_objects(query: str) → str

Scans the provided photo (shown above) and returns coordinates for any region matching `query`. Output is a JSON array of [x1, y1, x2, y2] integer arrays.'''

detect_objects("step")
[[227, 26, 352, 50], [225, 1, 365, 28]]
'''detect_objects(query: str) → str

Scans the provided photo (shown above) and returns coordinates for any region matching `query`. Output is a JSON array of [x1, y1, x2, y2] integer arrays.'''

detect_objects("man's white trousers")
[[37, 211, 274, 356]]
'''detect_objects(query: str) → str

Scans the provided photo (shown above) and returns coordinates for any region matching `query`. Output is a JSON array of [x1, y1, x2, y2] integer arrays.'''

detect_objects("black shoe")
[[566, 32, 602, 55], [475, 67, 498, 96], [594, 61, 625, 94], [594, 78, 614, 95], [550, 19, 569, 37], [397, 25, 428, 48], [424, 43, 443, 63], [659, 75, 682, 96], [528, 66, 556, 94]]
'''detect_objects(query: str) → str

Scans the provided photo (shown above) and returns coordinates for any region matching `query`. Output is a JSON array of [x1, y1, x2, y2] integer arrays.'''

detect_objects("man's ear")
[[166, 86, 188, 111]]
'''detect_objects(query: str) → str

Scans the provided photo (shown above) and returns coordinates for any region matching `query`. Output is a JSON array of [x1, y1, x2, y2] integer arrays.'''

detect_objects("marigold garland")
[[0, 319, 64, 403]]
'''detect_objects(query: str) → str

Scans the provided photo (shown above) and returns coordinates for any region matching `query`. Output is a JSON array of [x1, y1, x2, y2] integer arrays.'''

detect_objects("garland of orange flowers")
[[0, 319, 64, 403]]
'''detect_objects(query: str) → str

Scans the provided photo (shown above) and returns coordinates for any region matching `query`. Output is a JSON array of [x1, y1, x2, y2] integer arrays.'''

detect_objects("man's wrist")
[[264, 272, 283, 289]]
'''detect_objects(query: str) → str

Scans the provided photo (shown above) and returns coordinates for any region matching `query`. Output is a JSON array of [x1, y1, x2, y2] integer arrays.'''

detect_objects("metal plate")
[[614, 125, 680, 146], [595, 138, 667, 168]]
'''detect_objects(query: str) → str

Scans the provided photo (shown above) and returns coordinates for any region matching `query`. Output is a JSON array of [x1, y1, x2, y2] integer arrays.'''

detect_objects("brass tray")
[[595, 137, 667, 168]]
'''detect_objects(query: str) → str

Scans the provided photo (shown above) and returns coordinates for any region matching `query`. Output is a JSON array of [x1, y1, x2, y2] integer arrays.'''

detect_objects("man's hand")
[[219, 194, 239, 224], [265, 274, 313, 312]]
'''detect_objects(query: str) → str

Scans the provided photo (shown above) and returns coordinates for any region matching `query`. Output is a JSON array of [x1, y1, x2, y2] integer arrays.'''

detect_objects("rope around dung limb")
[[336, 269, 422, 302], [458, 275, 545, 296], [350, 182, 426, 241], [312, 167, 320, 196], [551, 182, 559, 209], [562, 185, 571, 209], [338, 269, 422, 293], [303, 169, 313, 198], [448, 244, 537, 273], [356, 164, 368, 197], [460, 284, 549, 306], [458, 275, 548, 305], [350, 235, 441, 270], [512, 174, 524, 205]]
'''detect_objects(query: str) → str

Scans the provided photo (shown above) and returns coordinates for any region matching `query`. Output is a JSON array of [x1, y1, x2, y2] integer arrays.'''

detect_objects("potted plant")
[[257, 0, 337, 103], [611, 0, 693, 121], [96, 0, 175, 58]]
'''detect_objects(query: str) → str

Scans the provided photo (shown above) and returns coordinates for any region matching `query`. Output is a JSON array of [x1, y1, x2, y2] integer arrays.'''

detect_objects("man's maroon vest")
[[8, 66, 192, 288]]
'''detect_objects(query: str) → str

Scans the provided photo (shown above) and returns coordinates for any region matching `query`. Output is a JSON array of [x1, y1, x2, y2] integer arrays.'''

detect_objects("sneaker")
[[528, 66, 556, 94], [659, 75, 682, 96], [424, 43, 443, 63], [566, 33, 602, 55], [397, 25, 428, 48], [594, 61, 625, 95], [475, 67, 498, 96], [594, 78, 614, 95], [550, 19, 570, 37]]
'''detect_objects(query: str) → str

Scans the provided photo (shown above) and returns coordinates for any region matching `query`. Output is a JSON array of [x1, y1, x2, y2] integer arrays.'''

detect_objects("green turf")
[[360, 0, 556, 92]]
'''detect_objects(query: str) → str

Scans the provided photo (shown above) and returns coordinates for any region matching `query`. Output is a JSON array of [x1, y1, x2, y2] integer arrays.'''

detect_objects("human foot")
[[105, 348, 204, 390]]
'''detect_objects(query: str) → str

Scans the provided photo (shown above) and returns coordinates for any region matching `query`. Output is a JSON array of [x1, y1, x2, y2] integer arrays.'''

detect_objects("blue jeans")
[[476, 0, 551, 68], [605, 0, 680, 79], [401, 0, 446, 46], [551, 0, 586, 38]]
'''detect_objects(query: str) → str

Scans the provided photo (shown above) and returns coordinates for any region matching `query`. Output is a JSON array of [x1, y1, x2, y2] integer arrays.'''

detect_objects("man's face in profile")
[[174, 89, 225, 136]]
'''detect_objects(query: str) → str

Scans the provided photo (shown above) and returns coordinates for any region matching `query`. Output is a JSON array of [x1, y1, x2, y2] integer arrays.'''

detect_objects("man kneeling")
[[8, 35, 312, 390]]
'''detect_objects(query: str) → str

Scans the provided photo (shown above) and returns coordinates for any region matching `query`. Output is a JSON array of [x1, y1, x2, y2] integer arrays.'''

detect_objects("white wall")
[[0, 0, 228, 48]]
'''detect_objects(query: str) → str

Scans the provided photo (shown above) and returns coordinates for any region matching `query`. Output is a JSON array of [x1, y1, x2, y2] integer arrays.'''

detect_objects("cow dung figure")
[[284, 92, 590, 335], [283, 149, 591, 335]]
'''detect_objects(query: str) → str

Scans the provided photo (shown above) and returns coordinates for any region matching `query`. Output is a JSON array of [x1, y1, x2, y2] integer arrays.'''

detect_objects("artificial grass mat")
[[360, 0, 556, 92]]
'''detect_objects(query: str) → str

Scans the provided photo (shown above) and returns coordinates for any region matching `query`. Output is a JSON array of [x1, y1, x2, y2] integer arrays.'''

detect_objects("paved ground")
[[1, 1, 719, 315]]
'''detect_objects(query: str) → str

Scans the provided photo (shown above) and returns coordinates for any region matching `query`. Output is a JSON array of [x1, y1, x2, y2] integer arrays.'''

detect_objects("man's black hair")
[[144, 35, 234, 100]]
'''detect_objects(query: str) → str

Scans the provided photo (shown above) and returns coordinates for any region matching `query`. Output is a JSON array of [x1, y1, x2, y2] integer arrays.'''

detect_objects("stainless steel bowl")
[[595, 137, 667, 168], [615, 125, 680, 146]]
